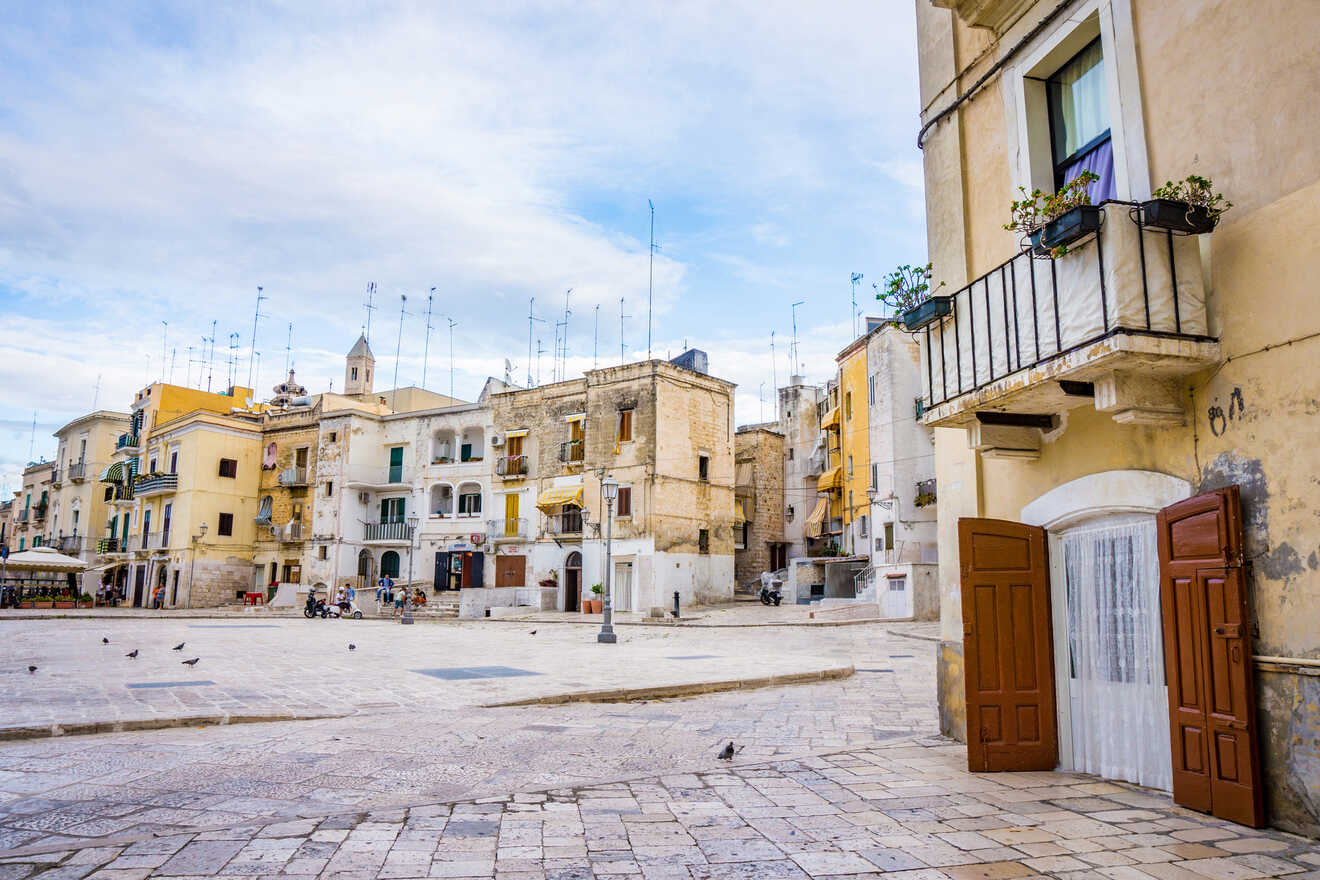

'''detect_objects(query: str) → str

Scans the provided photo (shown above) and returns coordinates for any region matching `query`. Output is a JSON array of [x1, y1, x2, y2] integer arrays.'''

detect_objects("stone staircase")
[[423, 592, 461, 619]]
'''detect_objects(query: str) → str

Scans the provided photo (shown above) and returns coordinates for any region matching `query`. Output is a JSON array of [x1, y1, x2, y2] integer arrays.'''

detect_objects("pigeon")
[[125, 650, 139, 659], [181, 658, 200, 667], [102, 637, 109, 645], [348, 644, 356, 651], [717, 741, 735, 760], [172, 642, 185, 651], [27, 665, 37, 674], [528, 630, 537, 636]]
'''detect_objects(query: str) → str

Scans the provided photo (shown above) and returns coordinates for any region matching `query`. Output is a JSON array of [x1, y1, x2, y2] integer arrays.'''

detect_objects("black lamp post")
[[598, 477, 618, 644]]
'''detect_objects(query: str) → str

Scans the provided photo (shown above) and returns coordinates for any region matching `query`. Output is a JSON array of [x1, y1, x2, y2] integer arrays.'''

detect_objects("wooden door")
[[496, 555, 525, 588], [959, 518, 1057, 772], [469, 551, 485, 588], [504, 494, 519, 536], [434, 552, 450, 591], [1157, 486, 1264, 827]]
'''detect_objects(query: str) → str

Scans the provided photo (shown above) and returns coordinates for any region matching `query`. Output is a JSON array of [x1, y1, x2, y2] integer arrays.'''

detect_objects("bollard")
[[672, 590, 680, 619]]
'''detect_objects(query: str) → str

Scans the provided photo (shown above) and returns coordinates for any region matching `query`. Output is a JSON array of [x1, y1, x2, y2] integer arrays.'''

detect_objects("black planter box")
[[1032, 205, 1103, 255], [901, 295, 953, 331], [1140, 198, 1217, 234]]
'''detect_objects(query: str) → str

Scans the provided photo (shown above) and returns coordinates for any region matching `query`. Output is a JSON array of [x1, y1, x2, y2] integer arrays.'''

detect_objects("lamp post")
[[402, 513, 418, 624], [186, 522, 207, 609], [597, 477, 618, 644]]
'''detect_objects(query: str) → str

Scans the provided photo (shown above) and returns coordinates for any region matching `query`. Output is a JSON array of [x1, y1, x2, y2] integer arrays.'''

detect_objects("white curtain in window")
[[1062, 517, 1171, 791]]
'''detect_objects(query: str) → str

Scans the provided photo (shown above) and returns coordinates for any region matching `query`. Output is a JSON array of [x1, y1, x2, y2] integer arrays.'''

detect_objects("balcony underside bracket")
[[969, 421, 1042, 461], [1094, 371, 1187, 425]]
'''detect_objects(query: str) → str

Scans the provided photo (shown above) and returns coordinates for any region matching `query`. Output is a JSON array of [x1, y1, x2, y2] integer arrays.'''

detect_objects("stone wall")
[[734, 427, 784, 588]]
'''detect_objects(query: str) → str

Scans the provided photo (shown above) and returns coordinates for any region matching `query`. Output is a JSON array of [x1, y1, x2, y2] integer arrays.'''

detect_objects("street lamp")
[[402, 512, 419, 625], [186, 522, 207, 609], [598, 477, 618, 644]]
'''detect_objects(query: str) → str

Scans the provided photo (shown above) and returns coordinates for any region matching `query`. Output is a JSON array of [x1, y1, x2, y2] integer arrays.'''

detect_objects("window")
[[788, 448, 794, 460], [736, 522, 748, 549], [868, 374, 877, 406], [142, 508, 151, 538], [569, 419, 584, 445], [698, 454, 709, 482], [218, 513, 234, 537], [351, 367, 358, 380], [458, 485, 482, 516], [169, 451, 177, 474], [78, 438, 86, 460], [291, 502, 303, 522], [506, 434, 523, 457], [325, 480, 334, 497], [380, 550, 400, 578], [328, 431, 337, 443], [104, 487, 113, 502], [318, 545, 328, 560], [218, 458, 238, 478], [785, 505, 794, 521], [847, 456, 853, 478], [884, 522, 895, 553], [380, 497, 406, 524], [162, 503, 171, 544], [282, 561, 302, 584], [616, 486, 632, 517], [845, 391, 852, 421], [388, 446, 404, 483], [1047, 38, 1115, 201], [617, 409, 633, 443], [698, 528, 710, 554], [871, 463, 878, 490], [148, 457, 157, 473]]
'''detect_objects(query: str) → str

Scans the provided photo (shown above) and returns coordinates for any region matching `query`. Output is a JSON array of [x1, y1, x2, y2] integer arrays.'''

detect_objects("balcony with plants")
[[901, 174, 1226, 442]]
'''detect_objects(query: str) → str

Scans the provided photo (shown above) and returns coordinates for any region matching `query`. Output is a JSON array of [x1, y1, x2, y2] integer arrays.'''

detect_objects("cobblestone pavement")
[[0, 619, 935, 851], [2, 740, 1316, 878]]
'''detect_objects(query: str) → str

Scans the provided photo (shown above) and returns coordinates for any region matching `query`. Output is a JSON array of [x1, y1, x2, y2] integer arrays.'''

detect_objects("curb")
[[0, 712, 345, 742], [483, 665, 855, 707], [885, 628, 941, 643]]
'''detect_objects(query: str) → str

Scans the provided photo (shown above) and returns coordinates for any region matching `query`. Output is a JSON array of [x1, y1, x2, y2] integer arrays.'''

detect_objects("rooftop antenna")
[[422, 288, 435, 389], [92, 374, 102, 410], [363, 282, 377, 342], [759, 381, 765, 423], [160, 321, 168, 383], [446, 317, 457, 400], [526, 298, 547, 387], [392, 293, 409, 412], [561, 288, 573, 380], [647, 199, 655, 359], [246, 286, 267, 391], [228, 333, 239, 388], [254, 351, 261, 399], [593, 303, 600, 369], [283, 322, 294, 375], [770, 330, 778, 393], [169, 347, 176, 385], [535, 338, 545, 386], [28, 410, 37, 462], [185, 345, 194, 388], [850, 273, 863, 339], [619, 297, 630, 365], [791, 300, 805, 376]]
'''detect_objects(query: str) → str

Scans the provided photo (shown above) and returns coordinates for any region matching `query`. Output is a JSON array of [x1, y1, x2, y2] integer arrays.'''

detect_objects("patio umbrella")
[[3, 546, 88, 572]]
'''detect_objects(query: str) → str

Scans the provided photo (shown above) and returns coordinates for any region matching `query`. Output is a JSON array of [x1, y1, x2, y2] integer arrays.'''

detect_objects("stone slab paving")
[[1, 739, 1315, 878], [0, 620, 935, 851]]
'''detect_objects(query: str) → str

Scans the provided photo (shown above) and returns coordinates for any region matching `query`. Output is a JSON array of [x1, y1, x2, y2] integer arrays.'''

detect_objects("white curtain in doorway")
[[1062, 518, 1171, 791]]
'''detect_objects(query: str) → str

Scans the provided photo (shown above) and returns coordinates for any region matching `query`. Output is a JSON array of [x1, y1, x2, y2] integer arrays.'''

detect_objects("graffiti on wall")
[[1207, 386, 1246, 437]]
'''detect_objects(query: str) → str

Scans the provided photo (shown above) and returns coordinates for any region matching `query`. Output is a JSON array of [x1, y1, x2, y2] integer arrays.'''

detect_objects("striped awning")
[[536, 485, 584, 510], [803, 497, 829, 538], [99, 461, 124, 483], [505, 428, 529, 439], [817, 465, 842, 492], [565, 412, 586, 422], [734, 500, 747, 525], [821, 407, 840, 429]]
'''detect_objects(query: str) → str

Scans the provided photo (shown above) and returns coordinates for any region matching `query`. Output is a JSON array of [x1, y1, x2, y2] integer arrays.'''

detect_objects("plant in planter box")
[[1004, 171, 1100, 257], [876, 264, 949, 331], [1143, 175, 1231, 234]]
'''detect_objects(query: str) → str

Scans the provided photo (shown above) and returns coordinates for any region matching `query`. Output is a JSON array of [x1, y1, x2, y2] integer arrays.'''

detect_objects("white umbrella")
[[3, 546, 88, 572]]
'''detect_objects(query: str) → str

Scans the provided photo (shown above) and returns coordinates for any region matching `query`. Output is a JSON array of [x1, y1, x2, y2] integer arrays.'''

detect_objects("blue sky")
[[0, 1, 926, 494]]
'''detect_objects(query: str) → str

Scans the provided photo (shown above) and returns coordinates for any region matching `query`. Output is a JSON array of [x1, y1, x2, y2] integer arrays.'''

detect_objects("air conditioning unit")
[[490, 433, 504, 447], [358, 491, 370, 505]]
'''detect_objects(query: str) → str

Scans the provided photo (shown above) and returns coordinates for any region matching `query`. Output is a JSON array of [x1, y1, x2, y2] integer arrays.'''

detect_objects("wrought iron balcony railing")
[[545, 510, 584, 535], [363, 521, 414, 542], [134, 473, 178, 496], [67, 461, 86, 481], [488, 517, 528, 540], [496, 454, 528, 477], [278, 467, 309, 487], [116, 433, 140, 450]]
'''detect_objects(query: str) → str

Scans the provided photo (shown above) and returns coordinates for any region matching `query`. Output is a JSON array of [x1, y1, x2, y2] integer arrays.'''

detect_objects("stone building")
[[489, 353, 736, 615], [50, 410, 131, 593], [252, 372, 319, 591], [733, 425, 786, 588], [916, 0, 1320, 833], [776, 376, 824, 560]]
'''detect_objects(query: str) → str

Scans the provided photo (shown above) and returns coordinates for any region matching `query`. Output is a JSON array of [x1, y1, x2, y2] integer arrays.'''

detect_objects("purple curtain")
[[1064, 138, 1115, 203]]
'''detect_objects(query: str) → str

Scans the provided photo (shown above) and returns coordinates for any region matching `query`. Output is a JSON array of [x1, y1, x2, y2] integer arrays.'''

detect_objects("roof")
[[53, 410, 131, 437], [348, 334, 374, 359]]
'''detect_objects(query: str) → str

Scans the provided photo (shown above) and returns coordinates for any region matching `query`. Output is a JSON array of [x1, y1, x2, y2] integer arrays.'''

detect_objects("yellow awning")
[[817, 465, 842, 492], [803, 496, 829, 538], [565, 412, 586, 422], [505, 428, 529, 439], [733, 500, 747, 524], [821, 406, 840, 429], [536, 485, 584, 510]]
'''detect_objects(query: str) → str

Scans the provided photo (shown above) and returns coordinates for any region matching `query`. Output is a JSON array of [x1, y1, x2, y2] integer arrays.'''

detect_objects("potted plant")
[[875, 264, 950, 331], [1141, 175, 1231, 234], [1004, 171, 1100, 257], [590, 583, 603, 613]]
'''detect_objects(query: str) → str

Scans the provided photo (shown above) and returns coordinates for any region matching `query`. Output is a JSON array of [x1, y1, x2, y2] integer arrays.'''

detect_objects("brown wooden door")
[[1157, 486, 1264, 827], [959, 518, 1057, 772], [495, 555, 526, 588]]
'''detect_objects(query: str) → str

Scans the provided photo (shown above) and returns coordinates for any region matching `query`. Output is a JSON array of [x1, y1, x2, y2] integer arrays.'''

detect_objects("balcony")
[[50, 468, 61, 487], [109, 484, 135, 504], [282, 522, 304, 542], [488, 517, 528, 541], [545, 509, 584, 537], [33, 505, 47, 522], [134, 473, 178, 497], [345, 467, 410, 492], [496, 454, 528, 478], [559, 439, 585, 464], [96, 537, 121, 554], [67, 461, 86, 482], [278, 466, 309, 487], [55, 535, 87, 554], [363, 521, 414, 544], [138, 532, 159, 552], [116, 433, 141, 451], [15, 509, 29, 524], [918, 201, 1220, 451]]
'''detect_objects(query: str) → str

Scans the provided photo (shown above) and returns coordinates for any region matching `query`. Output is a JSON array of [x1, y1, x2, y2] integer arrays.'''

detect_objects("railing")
[[825, 518, 843, 534], [546, 510, 583, 535], [364, 521, 414, 542], [488, 517, 528, 539], [96, 537, 120, 554], [109, 484, 134, 502], [56, 535, 86, 554], [33, 505, 47, 521], [134, 473, 178, 495], [283, 522, 304, 541], [920, 200, 1213, 410], [98, 534, 141, 552], [559, 439, 585, 463], [139, 531, 158, 550], [67, 462, 86, 481], [496, 454, 528, 477], [15, 509, 29, 523], [116, 433, 140, 450], [278, 466, 309, 486], [50, 468, 61, 486]]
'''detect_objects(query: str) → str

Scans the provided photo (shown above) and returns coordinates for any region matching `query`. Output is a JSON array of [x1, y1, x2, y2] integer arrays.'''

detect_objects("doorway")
[[357, 549, 374, 590], [613, 560, 633, 611], [564, 551, 582, 611], [882, 573, 908, 619], [132, 565, 146, 607], [495, 555, 526, 588]]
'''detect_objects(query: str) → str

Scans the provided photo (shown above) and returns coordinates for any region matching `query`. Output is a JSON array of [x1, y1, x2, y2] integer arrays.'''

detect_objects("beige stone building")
[[49, 410, 131, 592], [916, 0, 1320, 833], [776, 377, 824, 562], [733, 426, 786, 589], [489, 353, 736, 615], [252, 373, 319, 591], [10, 462, 55, 552]]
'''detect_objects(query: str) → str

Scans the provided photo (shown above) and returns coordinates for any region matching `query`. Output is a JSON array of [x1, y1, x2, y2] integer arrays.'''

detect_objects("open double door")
[[959, 486, 1264, 827]]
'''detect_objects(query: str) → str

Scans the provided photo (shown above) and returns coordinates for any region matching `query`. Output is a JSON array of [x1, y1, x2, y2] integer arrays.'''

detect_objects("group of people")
[[374, 575, 427, 617], [96, 580, 125, 607]]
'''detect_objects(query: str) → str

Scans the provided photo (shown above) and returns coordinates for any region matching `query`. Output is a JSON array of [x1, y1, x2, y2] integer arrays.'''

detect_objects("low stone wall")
[[458, 586, 556, 619]]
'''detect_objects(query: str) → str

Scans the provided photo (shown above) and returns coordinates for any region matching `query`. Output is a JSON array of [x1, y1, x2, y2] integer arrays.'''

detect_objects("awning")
[[803, 497, 829, 538], [821, 407, 840, 430], [734, 461, 753, 488], [99, 461, 124, 483], [734, 500, 747, 525], [2, 546, 87, 572], [536, 485, 584, 510], [505, 428, 529, 439], [565, 412, 586, 423], [818, 465, 842, 492]]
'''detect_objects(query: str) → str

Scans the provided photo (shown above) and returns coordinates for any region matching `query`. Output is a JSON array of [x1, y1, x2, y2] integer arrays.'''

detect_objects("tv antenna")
[[92, 373, 102, 410], [647, 199, 656, 359], [619, 297, 630, 365], [535, 338, 545, 386], [363, 281, 377, 342], [791, 300, 805, 376], [391, 293, 410, 411], [28, 411, 36, 462], [283, 322, 294, 375], [593, 303, 600, 369], [850, 273, 863, 338], [526, 298, 547, 387], [246, 287, 267, 391], [228, 333, 240, 388], [558, 288, 573, 381], [169, 347, 176, 385], [422, 288, 435, 389], [770, 330, 778, 395], [205, 320, 218, 392], [445, 316, 457, 400]]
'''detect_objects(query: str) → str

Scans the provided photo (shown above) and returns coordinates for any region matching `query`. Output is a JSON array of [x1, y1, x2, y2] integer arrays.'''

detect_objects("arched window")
[[430, 483, 455, 516], [460, 427, 484, 462], [457, 482, 482, 517], [256, 495, 273, 525], [380, 551, 400, 578]]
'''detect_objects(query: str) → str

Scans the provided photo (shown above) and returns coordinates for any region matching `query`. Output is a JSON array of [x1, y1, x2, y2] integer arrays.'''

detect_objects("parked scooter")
[[303, 590, 329, 619], [758, 570, 784, 606], [325, 597, 364, 620]]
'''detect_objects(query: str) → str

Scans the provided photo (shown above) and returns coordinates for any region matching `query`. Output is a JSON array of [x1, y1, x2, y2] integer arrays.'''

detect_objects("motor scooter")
[[758, 570, 784, 606], [303, 590, 329, 618], [325, 597, 365, 620]]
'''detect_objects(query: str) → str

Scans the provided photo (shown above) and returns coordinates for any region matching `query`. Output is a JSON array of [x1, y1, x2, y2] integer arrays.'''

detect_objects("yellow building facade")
[[836, 335, 871, 556]]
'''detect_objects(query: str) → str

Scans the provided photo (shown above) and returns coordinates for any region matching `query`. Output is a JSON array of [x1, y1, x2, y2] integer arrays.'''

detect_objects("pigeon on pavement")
[[348, 644, 356, 651], [529, 630, 537, 636], [717, 742, 735, 760], [125, 649, 139, 659], [172, 642, 185, 651], [181, 658, 200, 666], [27, 665, 37, 674], [102, 637, 109, 645]]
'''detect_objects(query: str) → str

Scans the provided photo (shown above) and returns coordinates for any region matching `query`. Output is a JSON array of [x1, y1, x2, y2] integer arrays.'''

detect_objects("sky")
[[0, 0, 927, 495]]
